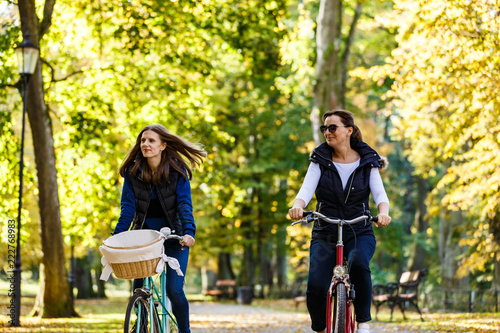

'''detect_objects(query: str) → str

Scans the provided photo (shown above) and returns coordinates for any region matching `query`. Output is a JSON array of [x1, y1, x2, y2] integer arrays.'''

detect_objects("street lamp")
[[13, 31, 39, 327]]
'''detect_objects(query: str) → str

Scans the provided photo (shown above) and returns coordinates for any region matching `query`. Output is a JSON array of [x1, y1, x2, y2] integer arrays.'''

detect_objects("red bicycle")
[[292, 210, 377, 333]]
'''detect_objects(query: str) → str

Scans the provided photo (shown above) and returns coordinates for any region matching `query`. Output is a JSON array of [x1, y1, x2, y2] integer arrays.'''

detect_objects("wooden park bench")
[[372, 268, 428, 321], [205, 279, 237, 300], [293, 295, 306, 310]]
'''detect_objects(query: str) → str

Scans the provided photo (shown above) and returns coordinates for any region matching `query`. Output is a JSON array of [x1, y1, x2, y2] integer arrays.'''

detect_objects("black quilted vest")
[[128, 167, 181, 235], [310, 140, 383, 241]]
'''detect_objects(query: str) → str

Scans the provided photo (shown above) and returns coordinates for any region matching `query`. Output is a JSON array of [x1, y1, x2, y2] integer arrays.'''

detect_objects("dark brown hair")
[[119, 124, 207, 184], [322, 109, 363, 142]]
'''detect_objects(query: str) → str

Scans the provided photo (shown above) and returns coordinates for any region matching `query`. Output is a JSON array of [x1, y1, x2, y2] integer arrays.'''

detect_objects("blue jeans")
[[133, 240, 191, 333], [306, 235, 376, 332]]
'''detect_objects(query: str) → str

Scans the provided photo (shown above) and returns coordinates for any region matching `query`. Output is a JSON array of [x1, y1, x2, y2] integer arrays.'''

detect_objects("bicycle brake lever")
[[291, 215, 316, 226]]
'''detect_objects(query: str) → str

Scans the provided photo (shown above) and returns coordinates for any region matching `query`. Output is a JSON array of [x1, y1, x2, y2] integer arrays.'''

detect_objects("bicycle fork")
[[326, 223, 356, 333]]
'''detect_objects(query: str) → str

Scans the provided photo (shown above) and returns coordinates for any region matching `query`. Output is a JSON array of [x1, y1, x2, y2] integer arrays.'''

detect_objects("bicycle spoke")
[[124, 291, 160, 333]]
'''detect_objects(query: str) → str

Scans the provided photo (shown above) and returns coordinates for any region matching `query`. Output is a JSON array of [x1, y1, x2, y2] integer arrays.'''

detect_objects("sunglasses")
[[320, 124, 348, 133]]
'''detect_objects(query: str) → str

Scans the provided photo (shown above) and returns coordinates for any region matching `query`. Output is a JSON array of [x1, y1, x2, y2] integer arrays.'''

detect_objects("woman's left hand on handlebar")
[[180, 234, 195, 247], [374, 214, 391, 227]]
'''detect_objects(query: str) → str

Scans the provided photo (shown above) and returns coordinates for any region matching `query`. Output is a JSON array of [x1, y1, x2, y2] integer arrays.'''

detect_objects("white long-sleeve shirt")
[[296, 161, 389, 207]]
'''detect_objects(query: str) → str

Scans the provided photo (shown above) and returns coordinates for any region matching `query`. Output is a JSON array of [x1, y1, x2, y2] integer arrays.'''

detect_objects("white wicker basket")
[[99, 229, 166, 280]]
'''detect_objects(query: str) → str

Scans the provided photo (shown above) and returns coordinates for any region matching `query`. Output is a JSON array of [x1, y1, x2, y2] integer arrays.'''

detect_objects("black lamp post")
[[13, 32, 39, 327]]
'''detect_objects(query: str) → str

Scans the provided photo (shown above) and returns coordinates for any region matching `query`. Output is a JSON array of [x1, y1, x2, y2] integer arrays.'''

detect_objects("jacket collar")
[[311, 140, 382, 169]]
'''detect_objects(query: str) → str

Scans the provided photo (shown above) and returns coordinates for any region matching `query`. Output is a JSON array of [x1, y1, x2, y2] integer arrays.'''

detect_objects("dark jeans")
[[306, 235, 376, 332], [133, 240, 191, 333]]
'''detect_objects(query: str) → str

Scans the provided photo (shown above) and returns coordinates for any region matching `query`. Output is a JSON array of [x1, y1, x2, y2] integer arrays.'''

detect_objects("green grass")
[[0, 295, 125, 332], [371, 307, 500, 332]]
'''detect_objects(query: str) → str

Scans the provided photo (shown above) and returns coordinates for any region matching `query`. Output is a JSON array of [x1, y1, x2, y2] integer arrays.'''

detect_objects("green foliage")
[[357, 0, 500, 282], [5, 0, 493, 298], [1, 0, 313, 283]]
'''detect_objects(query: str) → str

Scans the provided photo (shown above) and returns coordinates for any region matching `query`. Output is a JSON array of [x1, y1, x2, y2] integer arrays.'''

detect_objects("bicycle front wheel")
[[124, 291, 160, 333], [157, 299, 179, 333], [166, 315, 179, 333], [332, 282, 346, 333]]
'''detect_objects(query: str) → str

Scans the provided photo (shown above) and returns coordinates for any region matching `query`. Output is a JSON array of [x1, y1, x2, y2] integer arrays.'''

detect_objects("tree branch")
[[41, 58, 86, 83], [40, 0, 56, 38], [341, 1, 362, 70], [55, 69, 87, 82], [0, 82, 22, 91], [41, 58, 116, 84], [338, 1, 362, 107], [42, 58, 56, 82]]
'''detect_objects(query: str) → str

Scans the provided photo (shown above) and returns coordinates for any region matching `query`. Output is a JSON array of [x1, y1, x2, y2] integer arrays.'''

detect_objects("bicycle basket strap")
[[156, 254, 184, 277], [100, 256, 113, 281]]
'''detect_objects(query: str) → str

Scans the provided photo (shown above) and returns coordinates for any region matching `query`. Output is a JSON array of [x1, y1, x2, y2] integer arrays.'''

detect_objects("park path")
[[189, 302, 433, 333]]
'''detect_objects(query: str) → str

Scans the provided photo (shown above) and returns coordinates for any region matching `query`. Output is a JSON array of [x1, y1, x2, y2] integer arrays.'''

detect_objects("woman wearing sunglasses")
[[289, 110, 391, 333], [114, 124, 206, 333]]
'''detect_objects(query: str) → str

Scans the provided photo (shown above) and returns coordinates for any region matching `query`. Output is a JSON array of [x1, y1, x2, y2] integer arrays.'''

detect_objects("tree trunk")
[[494, 258, 500, 291], [312, 0, 341, 144], [18, 0, 77, 317], [312, 0, 362, 145], [75, 257, 96, 299], [240, 204, 256, 288], [30, 263, 45, 317], [241, 239, 256, 287], [217, 252, 235, 280], [338, 1, 362, 109], [407, 177, 429, 271], [258, 233, 272, 298], [275, 226, 287, 296], [94, 266, 106, 298], [490, 213, 500, 290], [439, 208, 468, 289]]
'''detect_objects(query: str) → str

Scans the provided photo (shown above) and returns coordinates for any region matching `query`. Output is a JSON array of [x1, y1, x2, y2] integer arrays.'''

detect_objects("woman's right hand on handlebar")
[[289, 206, 304, 220], [289, 199, 307, 220]]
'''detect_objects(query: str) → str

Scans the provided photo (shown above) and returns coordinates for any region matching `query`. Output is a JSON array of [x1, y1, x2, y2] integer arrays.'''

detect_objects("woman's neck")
[[147, 157, 161, 173], [331, 144, 359, 163]]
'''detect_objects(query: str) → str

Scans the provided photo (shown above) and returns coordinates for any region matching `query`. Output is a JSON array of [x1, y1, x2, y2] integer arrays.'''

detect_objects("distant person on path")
[[288, 110, 391, 333], [114, 124, 206, 333]]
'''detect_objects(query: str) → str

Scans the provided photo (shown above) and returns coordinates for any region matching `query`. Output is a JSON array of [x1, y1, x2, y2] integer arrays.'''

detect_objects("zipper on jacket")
[[157, 186, 176, 233], [344, 170, 356, 204], [139, 183, 152, 229]]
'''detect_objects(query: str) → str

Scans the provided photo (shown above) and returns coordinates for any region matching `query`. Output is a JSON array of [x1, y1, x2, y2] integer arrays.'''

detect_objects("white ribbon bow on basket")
[[157, 254, 184, 276]]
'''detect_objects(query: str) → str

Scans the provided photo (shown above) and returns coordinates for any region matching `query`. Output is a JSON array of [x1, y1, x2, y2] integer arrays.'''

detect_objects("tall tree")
[[406, 176, 429, 271], [364, 0, 500, 284], [311, 0, 363, 144], [17, 0, 76, 317]]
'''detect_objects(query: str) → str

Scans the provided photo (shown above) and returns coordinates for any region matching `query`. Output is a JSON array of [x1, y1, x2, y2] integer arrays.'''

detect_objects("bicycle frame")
[[123, 229, 184, 333], [292, 211, 375, 333], [134, 268, 178, 333]]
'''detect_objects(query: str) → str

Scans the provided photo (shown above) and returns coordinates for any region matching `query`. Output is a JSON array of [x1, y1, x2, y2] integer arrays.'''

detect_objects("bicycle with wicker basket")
[[99, 227, 185, 333]]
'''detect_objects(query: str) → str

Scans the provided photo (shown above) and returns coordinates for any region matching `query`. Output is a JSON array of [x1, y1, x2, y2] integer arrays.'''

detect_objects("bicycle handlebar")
[[165, 235, 184, 241], [160, 228, 184, 242], [291, 211, 378, 226]]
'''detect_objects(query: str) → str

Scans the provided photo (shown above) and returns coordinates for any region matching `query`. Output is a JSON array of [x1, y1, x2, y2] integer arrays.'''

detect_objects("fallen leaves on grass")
[[403, 312, 500, 333]]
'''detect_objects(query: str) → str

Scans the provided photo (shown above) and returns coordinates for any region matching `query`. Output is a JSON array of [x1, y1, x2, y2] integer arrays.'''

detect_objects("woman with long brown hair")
[[114, 124, 206, 333]]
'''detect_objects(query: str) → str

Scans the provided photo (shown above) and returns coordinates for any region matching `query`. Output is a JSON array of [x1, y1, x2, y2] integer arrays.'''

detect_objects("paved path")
[[189, 302, 433, 333]]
